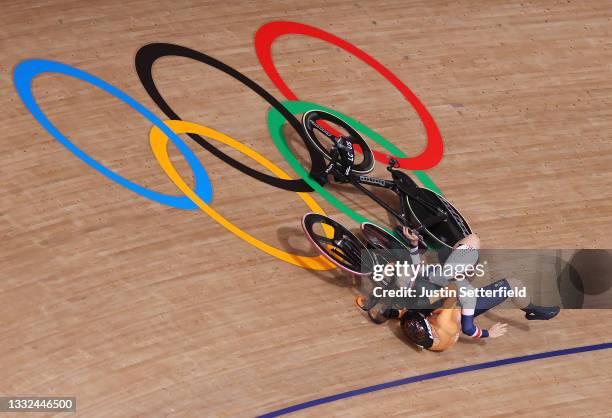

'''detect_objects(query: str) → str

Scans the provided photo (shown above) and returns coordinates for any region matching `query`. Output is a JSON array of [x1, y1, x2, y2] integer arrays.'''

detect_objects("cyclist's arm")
[[399, 226, 424, 266], [460, 308, 489, 338]]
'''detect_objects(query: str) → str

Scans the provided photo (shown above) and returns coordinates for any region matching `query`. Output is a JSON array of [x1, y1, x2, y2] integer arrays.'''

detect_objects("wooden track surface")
[[1, 0, 611, 416]]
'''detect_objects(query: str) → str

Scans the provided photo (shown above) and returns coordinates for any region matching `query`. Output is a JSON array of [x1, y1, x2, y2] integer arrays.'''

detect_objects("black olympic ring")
[[135, 43, 325, 192]]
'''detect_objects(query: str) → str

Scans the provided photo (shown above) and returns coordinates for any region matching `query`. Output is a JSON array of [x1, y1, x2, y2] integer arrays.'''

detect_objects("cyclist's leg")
[[433, 234, 480, 279], [430, 243, 480, 286], [472, 279, 513, 317], [454, 233, 481, 250], [356, 296, 401, 324], [472, 278, 559, 320], [356, 293, 380, 311], [505, 277, 560, 320]]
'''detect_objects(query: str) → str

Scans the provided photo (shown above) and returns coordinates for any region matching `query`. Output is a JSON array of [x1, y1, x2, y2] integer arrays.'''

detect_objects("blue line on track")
[[258, 342, 612, 417]]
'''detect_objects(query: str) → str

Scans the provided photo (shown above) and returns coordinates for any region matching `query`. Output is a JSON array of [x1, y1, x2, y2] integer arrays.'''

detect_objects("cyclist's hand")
[[488, 322, 508, 338], [401, 226, 422, 248]]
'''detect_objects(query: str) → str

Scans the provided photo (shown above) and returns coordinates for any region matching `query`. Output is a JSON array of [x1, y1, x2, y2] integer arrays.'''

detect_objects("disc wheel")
[[361, 222, 413, 265], [302, 213, 374, 276], [361, 222, 410, 251], [301, 110, 375, 174], [405, 188, 472, 249]]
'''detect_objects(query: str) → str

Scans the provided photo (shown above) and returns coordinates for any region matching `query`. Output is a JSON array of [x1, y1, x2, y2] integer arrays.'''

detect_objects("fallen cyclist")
[[356, 227, 560, 351]]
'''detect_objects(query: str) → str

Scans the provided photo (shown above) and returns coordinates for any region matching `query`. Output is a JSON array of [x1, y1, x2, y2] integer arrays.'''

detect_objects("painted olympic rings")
[[14, 22, 446, 270], [255, 21, 444, 170], [135, 42, 325, 193], [13, 59, 212, 210], [148, 120, 334, 270]]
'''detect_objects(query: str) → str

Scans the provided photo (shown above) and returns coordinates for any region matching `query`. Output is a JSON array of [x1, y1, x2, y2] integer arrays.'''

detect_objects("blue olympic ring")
[[13, 59, 212, 209]]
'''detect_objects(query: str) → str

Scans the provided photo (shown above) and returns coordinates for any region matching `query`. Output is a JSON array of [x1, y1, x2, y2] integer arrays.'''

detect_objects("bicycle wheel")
[[361, 222, 410, 251], [404, 188, 472, 249], [361, 221, 414, 270], [302, 212, 374, 275], [301, 110, 375, 174]]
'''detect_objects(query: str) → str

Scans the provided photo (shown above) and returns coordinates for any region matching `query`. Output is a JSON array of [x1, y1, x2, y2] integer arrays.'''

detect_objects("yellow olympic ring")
[[149, 119, 335, 270]]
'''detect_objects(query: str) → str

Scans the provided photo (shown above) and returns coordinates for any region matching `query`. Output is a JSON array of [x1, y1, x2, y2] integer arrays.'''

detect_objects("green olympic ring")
[[267, 100, 443, 231]]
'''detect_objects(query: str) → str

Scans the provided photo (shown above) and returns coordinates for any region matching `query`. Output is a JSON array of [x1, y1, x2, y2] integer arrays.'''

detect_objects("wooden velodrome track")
[[1, 0, 611, 416]]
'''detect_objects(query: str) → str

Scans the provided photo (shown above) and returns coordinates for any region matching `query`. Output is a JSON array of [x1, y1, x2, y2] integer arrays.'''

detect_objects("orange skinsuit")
[[427, 289, 461, 352]]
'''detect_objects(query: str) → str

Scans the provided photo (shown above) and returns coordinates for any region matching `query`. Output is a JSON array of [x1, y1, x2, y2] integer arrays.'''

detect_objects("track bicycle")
[[300, 109, 473, 275]]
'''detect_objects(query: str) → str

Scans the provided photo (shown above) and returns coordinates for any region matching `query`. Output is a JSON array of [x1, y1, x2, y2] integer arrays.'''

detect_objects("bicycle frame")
[[350, 174, 409, 226]]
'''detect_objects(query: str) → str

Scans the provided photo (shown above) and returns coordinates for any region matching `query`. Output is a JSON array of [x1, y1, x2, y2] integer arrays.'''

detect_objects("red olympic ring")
[[255, 21, 444, 170]]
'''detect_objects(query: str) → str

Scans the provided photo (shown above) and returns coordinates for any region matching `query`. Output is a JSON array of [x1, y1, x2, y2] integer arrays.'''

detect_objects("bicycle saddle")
[[391, 169, 419, 195]]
